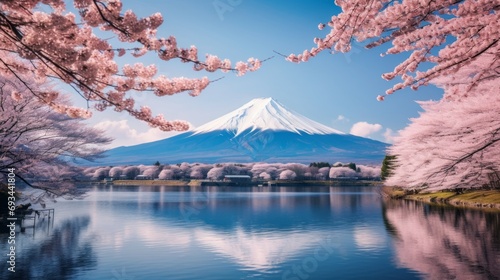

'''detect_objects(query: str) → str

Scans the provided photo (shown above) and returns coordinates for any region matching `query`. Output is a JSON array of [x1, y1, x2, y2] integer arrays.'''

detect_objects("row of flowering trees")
[[84, 162, 381, 181]]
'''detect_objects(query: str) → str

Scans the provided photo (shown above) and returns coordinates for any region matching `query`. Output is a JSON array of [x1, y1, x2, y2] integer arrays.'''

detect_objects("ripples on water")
[[1, 185, 499, 280]]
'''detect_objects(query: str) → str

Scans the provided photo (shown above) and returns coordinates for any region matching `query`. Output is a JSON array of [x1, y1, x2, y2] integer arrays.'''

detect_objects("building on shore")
[[224, 175, 251, 184]]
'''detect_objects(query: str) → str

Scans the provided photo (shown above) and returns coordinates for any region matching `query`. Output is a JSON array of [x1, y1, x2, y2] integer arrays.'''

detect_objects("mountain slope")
[[97, 98, 388, 165]]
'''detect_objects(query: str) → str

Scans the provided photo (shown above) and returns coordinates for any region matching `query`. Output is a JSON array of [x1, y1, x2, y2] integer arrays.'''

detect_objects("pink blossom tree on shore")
[[207, 167, 225, 180], [329, 166, 357, 178], [0, 0, 261, 130], [258, 172, 272, 180], [109, 166, 124, 179], [122, 166, 140, 179], [316, 167, 331, 180], [385, 58, 500, 191], [92, 167, 110, 180], [190, 164, 212, 179], [288, 0, 499, 190], [0, 77, 111, 193], [279, 170, 297, 180], [386, 83, 500, 191], [141, 165, 161, 178], [158, 169, 174, 180]]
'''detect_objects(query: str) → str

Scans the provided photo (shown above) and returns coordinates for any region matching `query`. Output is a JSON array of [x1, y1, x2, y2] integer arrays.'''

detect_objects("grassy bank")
[[381, 186, 500, 211]]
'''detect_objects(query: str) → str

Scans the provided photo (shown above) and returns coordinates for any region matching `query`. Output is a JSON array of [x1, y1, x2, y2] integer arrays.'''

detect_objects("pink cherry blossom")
[[290, 0, 499, 101], [0, 75, 111, 193], [0, 0, 261, 131], [288, 0, 499, 190]]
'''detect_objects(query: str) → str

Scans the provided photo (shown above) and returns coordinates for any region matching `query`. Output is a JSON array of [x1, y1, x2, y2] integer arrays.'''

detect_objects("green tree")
[[309, 162, 331, 168], [381, 155, 397, 181], [346, 163, 357, 171]]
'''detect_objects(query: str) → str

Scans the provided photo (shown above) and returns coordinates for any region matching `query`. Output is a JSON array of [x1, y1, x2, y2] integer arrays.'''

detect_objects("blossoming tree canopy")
[[0, 0, 261, 131], [385, 73, 500, 191], [0, 76, 112, 191], [287, 0, 499, 100]]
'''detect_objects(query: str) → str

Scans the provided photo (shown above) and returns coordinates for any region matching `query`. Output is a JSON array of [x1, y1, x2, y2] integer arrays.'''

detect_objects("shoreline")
[[109, 179, 190, 186], [381, 186, 500, 211], [104, 179, 382, 187]]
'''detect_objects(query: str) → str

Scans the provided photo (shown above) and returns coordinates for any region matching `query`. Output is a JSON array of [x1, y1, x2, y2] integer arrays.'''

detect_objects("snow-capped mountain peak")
[[192, 97, 344, 136]]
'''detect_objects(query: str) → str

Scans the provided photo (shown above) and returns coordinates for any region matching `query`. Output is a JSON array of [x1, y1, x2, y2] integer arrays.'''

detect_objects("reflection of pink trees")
[[383, 200, 500, 279]]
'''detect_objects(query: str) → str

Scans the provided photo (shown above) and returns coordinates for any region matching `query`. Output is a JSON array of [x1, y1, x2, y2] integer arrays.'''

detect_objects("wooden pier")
[[16, 208, 54, 234]]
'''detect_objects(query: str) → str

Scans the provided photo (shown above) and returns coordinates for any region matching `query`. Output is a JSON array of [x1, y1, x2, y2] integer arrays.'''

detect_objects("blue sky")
[[69, 0, 444, 147]]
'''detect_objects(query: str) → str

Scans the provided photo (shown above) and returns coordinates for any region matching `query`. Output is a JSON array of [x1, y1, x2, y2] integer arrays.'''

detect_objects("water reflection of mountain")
[[89, 185, 384, 272], [93, 185, 382, 231], [0, 216, 96, 280], [383, 199, 500, 280]]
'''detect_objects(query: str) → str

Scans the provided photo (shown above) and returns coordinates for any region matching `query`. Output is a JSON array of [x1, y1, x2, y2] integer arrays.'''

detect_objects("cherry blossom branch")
[[0, 1, 264, 130], [287, 0, 499, 100], [440, 128, 500, 174]]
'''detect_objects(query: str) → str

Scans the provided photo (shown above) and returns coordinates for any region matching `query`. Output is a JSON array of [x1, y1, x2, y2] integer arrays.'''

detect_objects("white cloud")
[[353, 226, 385, 252], [350, 122, 382, 137], [93, 120, 183, 148], [383, 128, 399, 143], [336, 114, 349, 122]]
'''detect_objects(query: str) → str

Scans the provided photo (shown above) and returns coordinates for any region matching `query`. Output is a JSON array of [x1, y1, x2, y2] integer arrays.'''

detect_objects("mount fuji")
[[97, 98, 388, 165]]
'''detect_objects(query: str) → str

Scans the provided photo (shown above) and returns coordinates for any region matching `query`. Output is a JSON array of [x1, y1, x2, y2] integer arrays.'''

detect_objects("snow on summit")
[[192, 97, 344, 136]]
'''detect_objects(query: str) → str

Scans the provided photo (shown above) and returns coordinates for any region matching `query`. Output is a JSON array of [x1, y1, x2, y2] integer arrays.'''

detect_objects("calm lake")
[[2, 185, 500, 280]]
